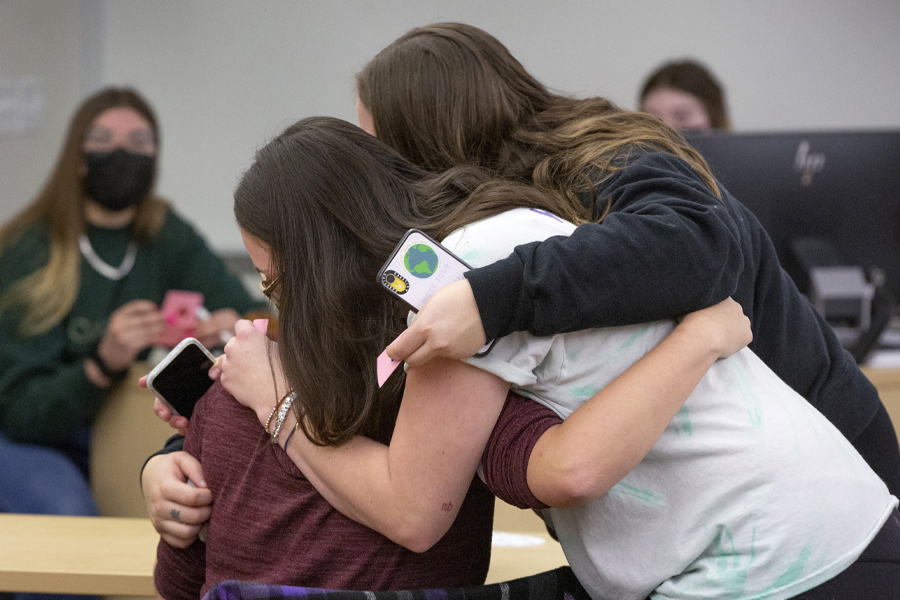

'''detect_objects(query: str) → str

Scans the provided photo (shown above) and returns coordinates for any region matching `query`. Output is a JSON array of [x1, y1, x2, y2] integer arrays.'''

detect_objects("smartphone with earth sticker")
[[377, 229, 494, 355]]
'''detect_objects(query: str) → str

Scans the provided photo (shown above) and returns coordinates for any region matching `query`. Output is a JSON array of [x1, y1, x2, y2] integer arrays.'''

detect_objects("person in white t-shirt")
[[444, 206, 896, 599]]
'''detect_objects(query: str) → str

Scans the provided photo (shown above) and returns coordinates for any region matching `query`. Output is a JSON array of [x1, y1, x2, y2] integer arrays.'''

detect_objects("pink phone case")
[[155, 290, 204, 348]]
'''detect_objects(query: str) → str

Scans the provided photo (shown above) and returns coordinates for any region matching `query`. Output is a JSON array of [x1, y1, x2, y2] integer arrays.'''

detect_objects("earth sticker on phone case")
[[403, 243, 439, 278], [379, 231, 470, 311]]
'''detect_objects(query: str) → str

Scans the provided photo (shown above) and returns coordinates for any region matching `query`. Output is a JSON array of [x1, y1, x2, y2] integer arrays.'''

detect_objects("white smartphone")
[[377, 229, 494, 355], [146, 337, 216, 419]]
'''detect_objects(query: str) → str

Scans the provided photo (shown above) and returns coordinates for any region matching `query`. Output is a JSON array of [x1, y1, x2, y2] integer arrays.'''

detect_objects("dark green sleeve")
[[0, 229, 107, 445], [156, 210, 262, 315], [0, 324, 105, 444]]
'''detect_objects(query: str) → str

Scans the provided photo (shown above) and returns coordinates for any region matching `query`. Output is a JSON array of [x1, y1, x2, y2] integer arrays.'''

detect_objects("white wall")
[[2, 0, 899, 252], [0, 0, 90, 224]]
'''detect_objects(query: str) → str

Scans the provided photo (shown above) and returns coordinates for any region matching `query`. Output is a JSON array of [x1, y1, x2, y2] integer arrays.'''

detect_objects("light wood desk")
[[0, 514, 158, 595], [0, 509, 563, 595]]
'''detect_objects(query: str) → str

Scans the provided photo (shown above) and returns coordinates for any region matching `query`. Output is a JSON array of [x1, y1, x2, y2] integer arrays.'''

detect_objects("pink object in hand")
[[155, 290, 204, 347], [377, 348, 401, 387], [252, 319, 269, 334]]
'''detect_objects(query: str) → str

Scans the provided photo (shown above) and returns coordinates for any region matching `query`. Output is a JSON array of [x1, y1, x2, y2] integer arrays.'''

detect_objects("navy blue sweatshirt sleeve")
[[464, 151, 900, 498], [467, 152, 744, 339]]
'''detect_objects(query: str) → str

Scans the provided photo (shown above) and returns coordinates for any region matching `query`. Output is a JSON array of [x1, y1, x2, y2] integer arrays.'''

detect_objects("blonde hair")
[[0, 87, 168, 336]]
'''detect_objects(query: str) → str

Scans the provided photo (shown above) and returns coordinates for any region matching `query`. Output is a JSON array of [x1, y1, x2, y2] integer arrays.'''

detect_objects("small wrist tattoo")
[[441, 501, 453, 512]]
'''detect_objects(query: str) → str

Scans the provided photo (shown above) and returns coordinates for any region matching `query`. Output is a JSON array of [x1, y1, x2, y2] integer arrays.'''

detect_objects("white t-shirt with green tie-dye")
[[441, 208, 897, 600]]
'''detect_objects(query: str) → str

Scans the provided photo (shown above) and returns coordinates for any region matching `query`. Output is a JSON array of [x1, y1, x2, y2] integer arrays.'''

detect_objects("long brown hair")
[[234, 116, 585, 446], [357, 22, 720, 214], [0, 87, 169, 336]]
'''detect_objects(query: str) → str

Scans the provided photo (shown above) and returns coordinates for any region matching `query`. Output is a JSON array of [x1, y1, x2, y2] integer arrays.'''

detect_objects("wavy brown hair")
[[0, 87, 168, 335], [234, 116, 586, 446], [356, 22, 719, 215]]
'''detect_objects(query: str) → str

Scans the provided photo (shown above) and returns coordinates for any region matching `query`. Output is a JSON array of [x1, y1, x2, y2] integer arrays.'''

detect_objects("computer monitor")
[[688, 130, 900, 304]]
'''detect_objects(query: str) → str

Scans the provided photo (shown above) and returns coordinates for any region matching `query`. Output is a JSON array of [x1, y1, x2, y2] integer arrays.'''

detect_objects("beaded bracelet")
[[264, 405, 280, 436], [265, 391, 292, 436], [264, 406, 278, 436], [271, 391, 297, 444]]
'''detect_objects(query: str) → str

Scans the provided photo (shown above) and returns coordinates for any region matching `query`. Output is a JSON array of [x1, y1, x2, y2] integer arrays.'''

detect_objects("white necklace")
[[79, 234, 138, 281]]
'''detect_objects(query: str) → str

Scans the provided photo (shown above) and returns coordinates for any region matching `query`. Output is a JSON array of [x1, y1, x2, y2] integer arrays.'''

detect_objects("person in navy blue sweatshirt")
[[359, 22, 900, 498]]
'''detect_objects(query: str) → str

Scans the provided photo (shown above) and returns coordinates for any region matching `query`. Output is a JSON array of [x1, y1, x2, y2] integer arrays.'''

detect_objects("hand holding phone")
[[146, 338, 216, 419], [377, 230, 493, 354], [375, 230, 494, 386]]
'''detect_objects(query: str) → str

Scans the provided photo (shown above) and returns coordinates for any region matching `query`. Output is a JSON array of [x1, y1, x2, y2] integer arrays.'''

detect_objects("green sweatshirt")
[[0, 208, 257, 446]]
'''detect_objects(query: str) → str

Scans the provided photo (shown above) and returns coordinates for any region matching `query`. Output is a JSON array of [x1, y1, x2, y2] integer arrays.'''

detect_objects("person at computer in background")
[[639, 59, 730, 132], [0, 87, 256, 574], [142, 20, 900, 544]]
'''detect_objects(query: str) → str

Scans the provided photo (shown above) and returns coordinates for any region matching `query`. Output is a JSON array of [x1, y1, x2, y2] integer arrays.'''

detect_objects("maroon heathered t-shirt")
[[480, 393, 560, 511], [154, 382, 495, 599]]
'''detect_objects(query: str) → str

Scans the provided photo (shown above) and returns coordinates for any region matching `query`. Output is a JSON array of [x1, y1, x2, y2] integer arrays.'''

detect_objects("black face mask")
[[82, 150, 155, 211]]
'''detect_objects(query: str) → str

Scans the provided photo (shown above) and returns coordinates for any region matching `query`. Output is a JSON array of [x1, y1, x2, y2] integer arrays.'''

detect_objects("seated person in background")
[[0, 87, 256, 553], [639, 58, 730, 131]]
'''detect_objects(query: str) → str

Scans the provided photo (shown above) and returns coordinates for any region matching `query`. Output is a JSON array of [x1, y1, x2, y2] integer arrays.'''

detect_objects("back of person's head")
[[639, 60, 730, 131], [357, 22, 557, 176], [358, 23, 718, 209], [0, 87, 167, 336], [234, 116, 584, 446]]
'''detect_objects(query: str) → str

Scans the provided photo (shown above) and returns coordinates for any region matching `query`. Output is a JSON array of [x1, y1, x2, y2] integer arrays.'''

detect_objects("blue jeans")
[[0, 429, 99, 600]]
